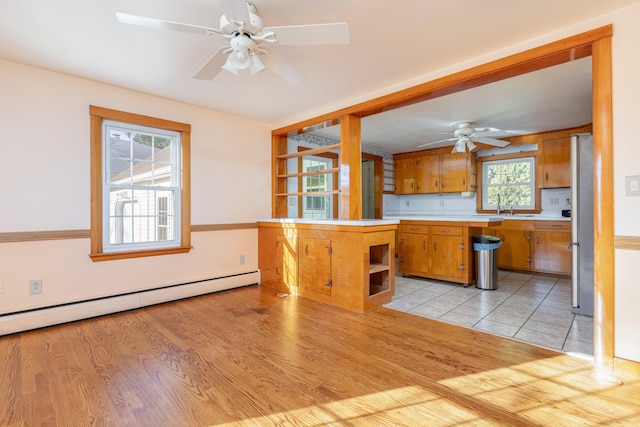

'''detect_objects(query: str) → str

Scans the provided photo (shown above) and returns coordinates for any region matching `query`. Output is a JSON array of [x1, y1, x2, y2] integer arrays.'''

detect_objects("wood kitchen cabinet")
[[398, 220, 492, 285], [485, 221, 533, 271], [439, 153, 474, 193], [258, 228, 297, 290], [258, 221, 396, 313], [398, 224, 429, 276], [533, 221, 572, 275], [393, 150, 476, 194], [415, 155, 440, 193], [539, 136, 571, 188], [484, 219, 571, 276], [299, 236, 332, 296], [429, 226, 464, 279], [394, 158, 415, 194]]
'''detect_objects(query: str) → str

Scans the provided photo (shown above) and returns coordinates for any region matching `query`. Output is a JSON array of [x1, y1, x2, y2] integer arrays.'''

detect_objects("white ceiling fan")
[[116, 0, 350, 85], [418, 121, 511, 153]]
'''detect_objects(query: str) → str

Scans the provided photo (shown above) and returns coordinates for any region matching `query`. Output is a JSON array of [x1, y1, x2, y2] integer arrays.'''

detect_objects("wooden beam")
[[272, 26, 611, 137]]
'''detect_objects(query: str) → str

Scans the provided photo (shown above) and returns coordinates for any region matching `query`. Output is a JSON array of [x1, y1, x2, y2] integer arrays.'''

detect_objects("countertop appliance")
[[570, 133, 594, 317]]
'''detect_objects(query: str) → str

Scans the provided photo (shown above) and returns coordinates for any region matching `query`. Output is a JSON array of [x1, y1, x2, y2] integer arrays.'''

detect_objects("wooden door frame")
[[272, 25, 614, 370]]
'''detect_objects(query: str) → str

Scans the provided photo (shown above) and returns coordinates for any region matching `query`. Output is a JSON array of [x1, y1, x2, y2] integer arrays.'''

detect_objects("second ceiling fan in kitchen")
[[419, 121, 511, 153]]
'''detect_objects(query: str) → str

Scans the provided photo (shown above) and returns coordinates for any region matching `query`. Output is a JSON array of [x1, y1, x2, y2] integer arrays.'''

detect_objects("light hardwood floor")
[[1, 285, 639, 426]]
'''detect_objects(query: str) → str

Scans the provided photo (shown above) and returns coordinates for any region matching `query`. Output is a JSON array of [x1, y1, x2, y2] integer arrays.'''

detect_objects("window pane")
[[103, 120, 181, 252], [483, 157, 535, 210]]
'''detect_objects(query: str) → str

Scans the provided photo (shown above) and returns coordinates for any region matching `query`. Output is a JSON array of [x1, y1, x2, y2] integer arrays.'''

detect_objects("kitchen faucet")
[[496, 194, 503, 215]]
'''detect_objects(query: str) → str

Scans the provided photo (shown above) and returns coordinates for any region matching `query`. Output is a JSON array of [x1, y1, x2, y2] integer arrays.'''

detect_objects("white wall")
[[0, 60, 271, 317]]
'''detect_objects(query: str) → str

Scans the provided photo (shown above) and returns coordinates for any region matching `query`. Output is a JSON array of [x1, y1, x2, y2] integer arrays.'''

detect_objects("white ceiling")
[[1, 1, 637, 154]]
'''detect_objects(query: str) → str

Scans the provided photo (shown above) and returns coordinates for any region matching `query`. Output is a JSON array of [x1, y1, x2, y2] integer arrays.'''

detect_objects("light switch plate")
[[625, 175, 640, 197]]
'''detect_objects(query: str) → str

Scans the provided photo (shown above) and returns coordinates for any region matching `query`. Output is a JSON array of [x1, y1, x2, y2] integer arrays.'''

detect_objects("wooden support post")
[[340, 115, 362, 220], [592, 36, 615, 373], [273, 134, 288, 218]]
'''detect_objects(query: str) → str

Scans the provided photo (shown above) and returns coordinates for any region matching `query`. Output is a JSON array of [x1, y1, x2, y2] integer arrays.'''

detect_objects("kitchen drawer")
[[400, 224, 429, 234], [430, 225, 463, 236], [534, 221, 570, 231]]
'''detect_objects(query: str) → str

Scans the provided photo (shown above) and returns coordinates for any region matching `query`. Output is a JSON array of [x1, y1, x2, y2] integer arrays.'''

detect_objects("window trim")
[[475, 151, 541, 214], [89, 106, 191, 261]]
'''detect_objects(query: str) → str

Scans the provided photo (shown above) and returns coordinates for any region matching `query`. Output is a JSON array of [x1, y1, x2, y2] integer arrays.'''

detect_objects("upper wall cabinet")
[[539, 136, 571, 188], [394, 151, 476, 194]]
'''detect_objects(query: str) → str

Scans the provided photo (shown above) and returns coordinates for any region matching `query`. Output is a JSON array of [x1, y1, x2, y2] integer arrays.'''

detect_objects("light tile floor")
[[385, 270, 594, 355]]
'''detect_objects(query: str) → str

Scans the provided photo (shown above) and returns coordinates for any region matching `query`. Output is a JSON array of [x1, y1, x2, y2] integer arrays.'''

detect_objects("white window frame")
[[482, 156, 536, 211], [102, 121, 181, 253]]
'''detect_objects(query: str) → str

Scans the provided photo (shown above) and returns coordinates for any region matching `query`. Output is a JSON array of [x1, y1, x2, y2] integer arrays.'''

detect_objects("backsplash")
[[383, 187, 571, 217]]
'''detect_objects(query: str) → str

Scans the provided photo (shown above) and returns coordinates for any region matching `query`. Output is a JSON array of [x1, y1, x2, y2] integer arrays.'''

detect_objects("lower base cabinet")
[[258, 222, 396, 313], [398, 221, 490, 285], [484, 220, 571, 276]]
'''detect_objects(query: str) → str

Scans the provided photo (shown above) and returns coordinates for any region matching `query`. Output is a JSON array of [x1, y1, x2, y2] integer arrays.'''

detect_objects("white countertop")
[[257, 218, 399, 226]]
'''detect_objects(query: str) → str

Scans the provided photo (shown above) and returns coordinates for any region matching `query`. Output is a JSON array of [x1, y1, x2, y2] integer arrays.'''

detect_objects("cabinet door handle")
[[410, 227, 419, 230], [435, 180, 438, 188], [501, 234, 505, 242], [546, 172, 549, 181], [305, 244, 309, 256], [536, 235, 540, 245], [275, 240, 280, 247], [441, 229, 451, 233], [552, 224, 562, 227], [433, 241, 437, 250], [276, 267, 280, 275], [423, 240, 426, 250]]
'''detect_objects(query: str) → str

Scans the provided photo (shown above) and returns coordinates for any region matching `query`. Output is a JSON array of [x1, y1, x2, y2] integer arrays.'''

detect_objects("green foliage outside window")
[[484, 158, 534, 208]]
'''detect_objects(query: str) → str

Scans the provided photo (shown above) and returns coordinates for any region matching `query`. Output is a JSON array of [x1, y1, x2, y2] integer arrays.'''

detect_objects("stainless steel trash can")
[[473, 235, 502, 290]]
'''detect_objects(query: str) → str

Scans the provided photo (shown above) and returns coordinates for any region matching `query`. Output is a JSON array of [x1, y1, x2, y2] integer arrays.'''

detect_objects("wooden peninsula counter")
[[257, 219, 398, 313]]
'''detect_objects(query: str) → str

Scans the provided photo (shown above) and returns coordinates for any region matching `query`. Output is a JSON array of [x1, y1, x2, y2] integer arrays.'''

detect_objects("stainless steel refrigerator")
[[570, 133, 594, 317]]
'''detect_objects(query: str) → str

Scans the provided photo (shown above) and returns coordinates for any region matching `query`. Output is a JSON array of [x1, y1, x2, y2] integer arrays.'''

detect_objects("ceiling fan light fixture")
[[452, 140, 467, 153], [249, 53, 266, 75], [222, 55, 240, 75], [466, 140, 476, 151]]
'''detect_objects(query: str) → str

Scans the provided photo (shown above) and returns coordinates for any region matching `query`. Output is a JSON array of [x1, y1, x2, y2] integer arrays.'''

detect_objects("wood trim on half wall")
[[0, 223, 257, 243], [614, 236, 640, 251]]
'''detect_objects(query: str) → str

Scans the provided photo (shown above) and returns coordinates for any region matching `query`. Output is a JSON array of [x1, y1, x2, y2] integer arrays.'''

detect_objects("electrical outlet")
[[565, 197, 571, 205], [440, 199, 445, 207], [405, 200, 410, 207], [239, 255, 245, 265], [29, 279, 42, 295], [550, 197, 559, 205]]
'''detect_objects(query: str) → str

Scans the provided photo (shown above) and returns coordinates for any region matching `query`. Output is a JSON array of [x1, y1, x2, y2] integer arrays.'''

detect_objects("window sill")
[[89, 246, 192, 262]]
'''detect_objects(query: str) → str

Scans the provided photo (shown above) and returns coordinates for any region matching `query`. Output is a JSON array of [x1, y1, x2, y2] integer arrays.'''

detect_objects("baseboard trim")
[[0, 271, 260, 336]]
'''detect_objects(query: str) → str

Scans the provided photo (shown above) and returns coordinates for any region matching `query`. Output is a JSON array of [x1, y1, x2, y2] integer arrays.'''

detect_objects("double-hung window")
[[90, 106, 191, 261], [301, 156, 334, 219], [482, 157, 535, 211]]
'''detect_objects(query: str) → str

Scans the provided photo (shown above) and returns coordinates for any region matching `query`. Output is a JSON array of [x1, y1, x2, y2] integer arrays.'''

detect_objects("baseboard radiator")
[[0, 271, 260, 336]]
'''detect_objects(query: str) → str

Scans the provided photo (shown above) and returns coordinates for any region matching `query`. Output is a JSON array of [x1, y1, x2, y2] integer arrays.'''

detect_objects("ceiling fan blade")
[[116, 12, 221, 36], [263, 23, 350, 45], [260, 52, 306, 85], [192, 47, 228, 80], [218, 0, 250, 24], [473, 136, 510, 147], [417, 137, 456, 148]]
